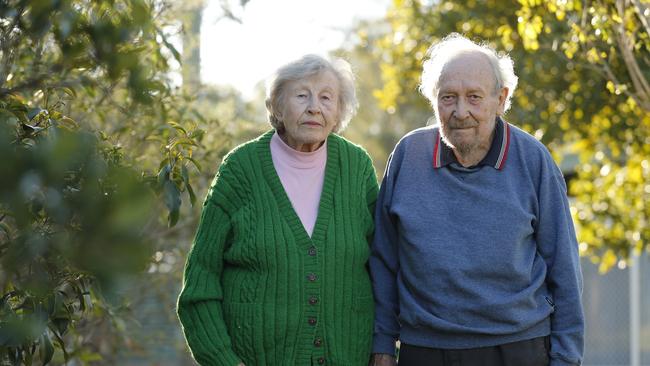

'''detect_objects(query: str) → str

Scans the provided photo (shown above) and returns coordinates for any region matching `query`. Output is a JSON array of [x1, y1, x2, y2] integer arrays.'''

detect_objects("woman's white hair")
[[265, 54, 358, 133], [419, 33, 518, 114]]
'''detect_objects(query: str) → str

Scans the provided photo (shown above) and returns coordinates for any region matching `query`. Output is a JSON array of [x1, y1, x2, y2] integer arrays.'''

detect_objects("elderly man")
[[369, 34, 584, 366]]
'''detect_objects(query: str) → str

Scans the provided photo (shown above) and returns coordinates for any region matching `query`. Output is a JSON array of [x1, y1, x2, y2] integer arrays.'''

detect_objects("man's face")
[[435, 52, 508, 157]]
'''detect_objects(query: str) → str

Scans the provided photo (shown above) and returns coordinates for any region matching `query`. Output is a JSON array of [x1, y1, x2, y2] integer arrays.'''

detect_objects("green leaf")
[[181, 164, 197, 206], [27, 108, 46, 121], [157, 164, 170, 187], [0, 222, 11, 236], [163, 180, 181, 227], [186, 157, 203, 172], [61, 87, 77, 98], [49, 326, 69, 362], [189, 128, 206, 140], [57, 117, 79, 131], [180, 164, 190, 183], [158, 30, 181, 63], [39, 332, 54, 365], [187, 183, 197, 207], [51, 318, 69, 338], [168, 121, 187, 135]]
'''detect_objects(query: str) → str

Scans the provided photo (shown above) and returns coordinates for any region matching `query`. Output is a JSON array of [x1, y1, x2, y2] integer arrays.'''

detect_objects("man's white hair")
[[419, 33, 518, 113]]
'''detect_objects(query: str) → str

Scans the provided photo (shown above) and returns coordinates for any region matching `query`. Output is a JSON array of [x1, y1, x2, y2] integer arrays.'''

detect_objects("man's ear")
[[497, 87, 509, 115]]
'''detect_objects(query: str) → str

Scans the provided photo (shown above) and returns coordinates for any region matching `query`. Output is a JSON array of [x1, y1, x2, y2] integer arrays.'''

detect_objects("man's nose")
[[454, 98, 470, 119]]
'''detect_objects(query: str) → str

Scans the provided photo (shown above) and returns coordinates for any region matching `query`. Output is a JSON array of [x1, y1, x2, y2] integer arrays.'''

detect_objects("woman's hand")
[[237, 363, 246, 366], [368, 353, 397, 366]]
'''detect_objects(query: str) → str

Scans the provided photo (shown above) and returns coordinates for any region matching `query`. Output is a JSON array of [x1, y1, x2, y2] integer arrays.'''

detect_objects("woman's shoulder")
[[209, 131, 273, 188], [222, 130, 273, 164], [330, 133, 373, 162]]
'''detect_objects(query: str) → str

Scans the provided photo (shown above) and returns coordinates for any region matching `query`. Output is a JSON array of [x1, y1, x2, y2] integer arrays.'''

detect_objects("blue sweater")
[[370, 120, 584, 366]]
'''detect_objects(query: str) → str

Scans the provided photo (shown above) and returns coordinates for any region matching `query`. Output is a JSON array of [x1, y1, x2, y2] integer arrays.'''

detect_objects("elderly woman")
[[177, 54, 378, 366]]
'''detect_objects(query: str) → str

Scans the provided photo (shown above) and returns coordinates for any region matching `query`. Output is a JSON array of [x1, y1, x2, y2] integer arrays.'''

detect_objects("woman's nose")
[[307, 97, 320, 114]]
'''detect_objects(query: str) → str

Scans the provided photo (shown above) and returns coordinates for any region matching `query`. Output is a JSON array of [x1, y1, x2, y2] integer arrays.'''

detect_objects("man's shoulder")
[[508, 123, 551, 155], [506, 123, 562, 176], [382, 125, 436, 176]]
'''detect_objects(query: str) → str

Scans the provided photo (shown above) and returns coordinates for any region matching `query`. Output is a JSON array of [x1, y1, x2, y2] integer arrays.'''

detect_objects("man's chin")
[[447, 139, 478, 155]]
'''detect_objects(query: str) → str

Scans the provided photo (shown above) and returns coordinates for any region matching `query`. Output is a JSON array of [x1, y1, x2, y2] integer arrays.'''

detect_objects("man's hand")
[[237, 363, 245, 366], [368, 353, 397, 366]]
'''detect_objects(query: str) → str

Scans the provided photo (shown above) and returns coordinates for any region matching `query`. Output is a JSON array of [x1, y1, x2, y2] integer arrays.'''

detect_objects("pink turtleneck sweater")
[[270, 132, 327, 237]]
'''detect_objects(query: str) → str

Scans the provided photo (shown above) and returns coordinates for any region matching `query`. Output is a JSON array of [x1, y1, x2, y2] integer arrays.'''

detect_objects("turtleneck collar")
[[271, 131, 328, 169]]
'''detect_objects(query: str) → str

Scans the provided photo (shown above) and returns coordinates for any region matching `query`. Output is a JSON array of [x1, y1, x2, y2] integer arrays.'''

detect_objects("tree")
[[366, 0, 649, 271], [0, 0, 207, 363], [516, 0, 650, 271], [0, 0, 268, 363]]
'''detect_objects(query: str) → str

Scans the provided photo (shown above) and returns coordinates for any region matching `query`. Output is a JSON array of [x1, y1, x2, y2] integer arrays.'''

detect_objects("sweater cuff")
[[550, 356, 580, 366], [372, 333, 398, 356]]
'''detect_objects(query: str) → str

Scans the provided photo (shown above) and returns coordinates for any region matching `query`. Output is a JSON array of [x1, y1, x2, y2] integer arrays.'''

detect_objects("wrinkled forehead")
[[291, 70, 340, 89], [438, 51, 497, 90]]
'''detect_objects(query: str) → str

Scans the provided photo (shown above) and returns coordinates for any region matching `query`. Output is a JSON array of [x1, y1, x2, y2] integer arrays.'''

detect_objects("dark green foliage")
[[0, 0, 205, 364]]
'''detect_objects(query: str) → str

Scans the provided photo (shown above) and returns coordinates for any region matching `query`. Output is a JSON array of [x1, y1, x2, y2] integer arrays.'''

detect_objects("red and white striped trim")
[[495, 121, 510, 170], [431, 120, 511, 170], [432, 130, 441, 168]]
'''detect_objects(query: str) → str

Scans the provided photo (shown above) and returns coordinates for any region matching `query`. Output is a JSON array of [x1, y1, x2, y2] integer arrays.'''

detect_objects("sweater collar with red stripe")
[[432, 116, 511, 171]]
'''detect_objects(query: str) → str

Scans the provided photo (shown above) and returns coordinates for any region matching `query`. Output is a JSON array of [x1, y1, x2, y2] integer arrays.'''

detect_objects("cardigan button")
[[318, 357, 326, 364], [308, 296, 318, 305], [307, 273, 317, 282], [308, 247, 317, 256], [308, 317, 317, 326], [313, 337, 322, 347]]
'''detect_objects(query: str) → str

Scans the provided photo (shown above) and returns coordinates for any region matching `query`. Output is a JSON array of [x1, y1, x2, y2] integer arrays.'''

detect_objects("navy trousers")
[[398, 336, 550, 366]]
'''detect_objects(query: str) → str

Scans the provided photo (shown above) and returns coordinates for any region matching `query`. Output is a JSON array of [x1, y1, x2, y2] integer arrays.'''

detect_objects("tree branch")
[[630, 0, 650, 37], [614, 0, 650, 110]]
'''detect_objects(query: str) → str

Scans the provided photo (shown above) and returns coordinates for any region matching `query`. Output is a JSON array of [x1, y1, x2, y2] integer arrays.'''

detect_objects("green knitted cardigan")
[[177, 130, 378, 366]]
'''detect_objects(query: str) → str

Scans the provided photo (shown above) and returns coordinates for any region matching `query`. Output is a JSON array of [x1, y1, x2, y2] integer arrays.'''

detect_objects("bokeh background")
[[0, 0, 648, 365]]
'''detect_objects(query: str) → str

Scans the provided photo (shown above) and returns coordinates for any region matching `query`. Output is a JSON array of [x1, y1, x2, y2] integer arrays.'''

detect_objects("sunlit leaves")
[[369, 0, 649, 268], [0, 0, 175, 104], [517, 0, 650, 266]]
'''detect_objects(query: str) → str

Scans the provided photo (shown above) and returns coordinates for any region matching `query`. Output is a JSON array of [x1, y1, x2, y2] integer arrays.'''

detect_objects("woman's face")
[[278, 70, 340, 152]]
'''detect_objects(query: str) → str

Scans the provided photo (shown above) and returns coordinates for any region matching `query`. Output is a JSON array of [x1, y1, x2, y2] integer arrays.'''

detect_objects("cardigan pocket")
[[222, 302, 259, 363], [353, 296, 374, 361]]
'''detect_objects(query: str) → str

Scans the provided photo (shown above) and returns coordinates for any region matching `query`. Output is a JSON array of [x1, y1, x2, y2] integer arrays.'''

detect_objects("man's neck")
[[452, 126, 496, 167], [452, 146, 491, 168]]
